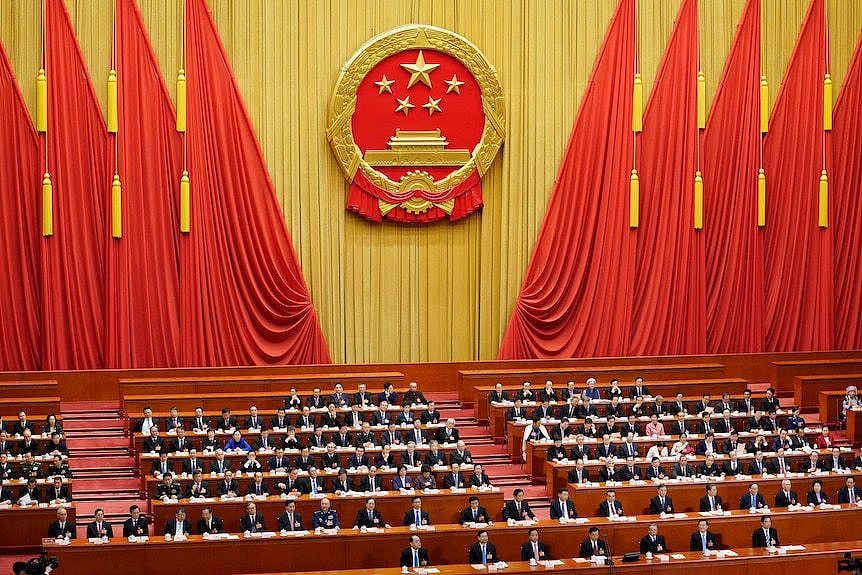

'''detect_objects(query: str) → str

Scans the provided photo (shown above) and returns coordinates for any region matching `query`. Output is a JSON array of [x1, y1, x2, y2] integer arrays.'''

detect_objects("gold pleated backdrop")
[[1, 1, 860, 363]]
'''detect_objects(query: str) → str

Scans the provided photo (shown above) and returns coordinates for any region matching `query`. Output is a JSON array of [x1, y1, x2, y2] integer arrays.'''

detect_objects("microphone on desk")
[[600, 533, 615, 568]]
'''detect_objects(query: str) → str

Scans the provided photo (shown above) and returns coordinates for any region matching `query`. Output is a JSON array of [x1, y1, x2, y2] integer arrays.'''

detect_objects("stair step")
[[73, 470, 136, 480], [69, 449, 130, 459], [72, 477, 141, 491], [66, 436, 129, 448], [63, 419, 124, 430], [70, 456, 136, 469]]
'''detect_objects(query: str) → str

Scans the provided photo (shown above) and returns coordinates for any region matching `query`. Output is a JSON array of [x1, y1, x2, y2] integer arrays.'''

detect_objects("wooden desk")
[[0, 380, 58, 399], [44, 506, 862, 574], [847, 409, 862, 447], [151, 489, 504, 534], [0, 502, 74, 550], [794, 374, 862, 409], [543, 450, 834, 496], [566, 472, 851, 516], [476, 378, 747, 423], [772, 358, 862, 392], [245, 542, 862, 575]]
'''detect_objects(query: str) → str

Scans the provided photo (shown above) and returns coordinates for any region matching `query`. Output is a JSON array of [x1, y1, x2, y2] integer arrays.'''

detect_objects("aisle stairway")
[[61, 401, 146, 537]]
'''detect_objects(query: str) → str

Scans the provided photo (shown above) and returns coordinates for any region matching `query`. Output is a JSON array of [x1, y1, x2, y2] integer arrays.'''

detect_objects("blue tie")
[[481, 544, 487, 564], [702, 533, 707, 550]]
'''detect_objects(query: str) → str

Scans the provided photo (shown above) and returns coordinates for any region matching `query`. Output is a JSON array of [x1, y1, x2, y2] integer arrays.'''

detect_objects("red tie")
[[593, 541, 598, 555]]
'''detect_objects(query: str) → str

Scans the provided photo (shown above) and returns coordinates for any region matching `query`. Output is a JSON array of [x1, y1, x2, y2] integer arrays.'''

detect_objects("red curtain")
[[181, 0, 330, 365], [498, 0, 636, 359], [702, 0, 764, 353], [0, 42, 41, 370], [832, 35, 862, 349], [763, 0, 833, 351], [630, 0, 705, 355], [104, 0, 182, 368], [39, 0, 109, 369]]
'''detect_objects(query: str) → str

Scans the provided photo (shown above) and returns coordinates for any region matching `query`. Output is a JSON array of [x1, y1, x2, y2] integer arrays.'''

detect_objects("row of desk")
[[151, 489, 504, 534], [44, 505, 862, 573], [244, 541, 862, 575]]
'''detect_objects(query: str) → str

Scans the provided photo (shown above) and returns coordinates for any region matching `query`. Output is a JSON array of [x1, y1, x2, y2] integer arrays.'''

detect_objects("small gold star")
[[374, 75, 395, 94], [395, 96, 415, 116], [400, 50, 440, 89], [422, 96, 442, 116], [445, 74, 465, 94]]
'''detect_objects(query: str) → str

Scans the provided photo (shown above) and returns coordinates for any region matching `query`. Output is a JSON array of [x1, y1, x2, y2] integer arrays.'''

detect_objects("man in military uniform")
[[156, 473, 182, 500], [311, 497, 341, 529], [19, 452, 42, 480]]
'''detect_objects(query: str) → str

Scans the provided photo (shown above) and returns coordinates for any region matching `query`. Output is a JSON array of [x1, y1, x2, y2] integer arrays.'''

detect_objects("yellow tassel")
[[823, 74, 833, 131], [629, 169, 639, 228], [818, 169, 828, 228], [180, 170, 190, 233], [42, 172, 53, 236], [694, 170, 703, 229], [632, 73, 643, 133], [111, 174, 122, 238], [697, 70, 706, 129], [760, 75, 769, 133], [36, 69, 48, 133], [107, 69, 118, 133], [757, 168, 766, 227], [176, 69, 187, 132]]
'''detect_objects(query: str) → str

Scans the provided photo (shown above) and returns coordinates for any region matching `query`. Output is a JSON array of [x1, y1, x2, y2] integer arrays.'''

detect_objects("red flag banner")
[[182, 0, 330, 365], [0, 41, 41, 370]]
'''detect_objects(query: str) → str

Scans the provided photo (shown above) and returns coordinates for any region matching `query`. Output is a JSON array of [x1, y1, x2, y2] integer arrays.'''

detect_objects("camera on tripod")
[[839, 552, 862, 574], [12, 552, 59, 575]]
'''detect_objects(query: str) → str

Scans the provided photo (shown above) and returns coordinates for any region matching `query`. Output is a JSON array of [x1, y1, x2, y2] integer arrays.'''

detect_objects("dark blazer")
[[640, 534, 668, 554], [752, 527, 779, 547], [277, 511, 304, 531], [649, 495, 674, 515], [122, 517, 148, 537], [240, 513, 266, 532], [468, 542, 498, 564], [838, 486, 862, 503], [699, 494, 724, 512], [616, 465, 641, 481], [403, 509, 430, 526], [48, 520, 76, 539], [690, 531, 717, 551], [164, 519, 191, 535], [598, 500, 624, 517], [86, 521, 114, 538], [353, 508, 385, 528], [722, 460, 743, 476], [142, 436, 165, 453], [578, 538, 608, 558], [520, 540, 549, 561], [503, 499, 536, 521], [747, 459, 766, 475], [807, 490, 828, 505], [459, 506, 490, 524], [567, 467, 590, 484], [444, 473, 464, 489], [185, 481, 209, 498], [672, 463, 694, 478], [739, 492, 766, 509], [400, 546, 430, 568], [774, 489, 799, 507], [216, 479, 239, 496], [549, 498, 577, 520], [197, 516, 224, 534]]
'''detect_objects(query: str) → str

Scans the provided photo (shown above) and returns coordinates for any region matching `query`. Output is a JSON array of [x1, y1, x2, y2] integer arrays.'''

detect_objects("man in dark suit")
[[838, 476, 862, 504], [630, 377, 649, 399], [503, 489, 536, 521], [672, 455, 694, 479], [216, 470, 239, 497], [277, 500, 304, 531], [86, 508, 114, 539], [197, 507, 224, 535], [722, 451, 743, 476], [142, 426, 165, 453], [240, 501, 266, 533], [17, 477, 41, 504], [122, 505, 148, 537], [690, 519, 717, 551], [520, 528, 549, 561], [549, 488, 577, 520], [645, 458, 667, 480], [639, 523, 669, 554], [303, 466, 327, 496], [47, 507, 76, 539], [739, 483, 766, 510], [445, 463, 465, 489], [488, 384, 508, 404], [567, 460, 590, 484], [468, 530, 498, 564], [578, 527, 609, 558], [774, 479, 799, 507], [699, 484, 724, 512], [164, 508, 191, 536], [353, 497, 388, 528], [598, 490, 624, 518], [403, 496, 430, 526], [459, 496, 491, 524], [648, 484, 674, 515], [752, 515, 779, 547], [505, 399, 529, 422], [400, 535, 430, 568]]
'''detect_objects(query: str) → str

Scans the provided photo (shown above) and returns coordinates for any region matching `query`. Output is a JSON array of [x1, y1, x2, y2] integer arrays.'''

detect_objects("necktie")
[[250, 516, 256, 532], [764, 529, 770, 544], [780, 460, 785, 473], [312, 481, 318, 494], [288, 514, 293, 530], [609, 502, 616, 517], [516, 502, 521, 516], [851, 490, 856, 503], [481, 544, 487, 564], [702, 533, 707, 550], [416, 511, 421, 525], [534, 543, 539, 559], [59, 522, 64, 532], [369, 510, 373, 521], [561, 501, 568, 519], [593, 541, 598, 555], [709, 497, 714, 510], [473, 510, 478, 521], [414, 550, 419, 568], [660, 497, 664, 510]]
